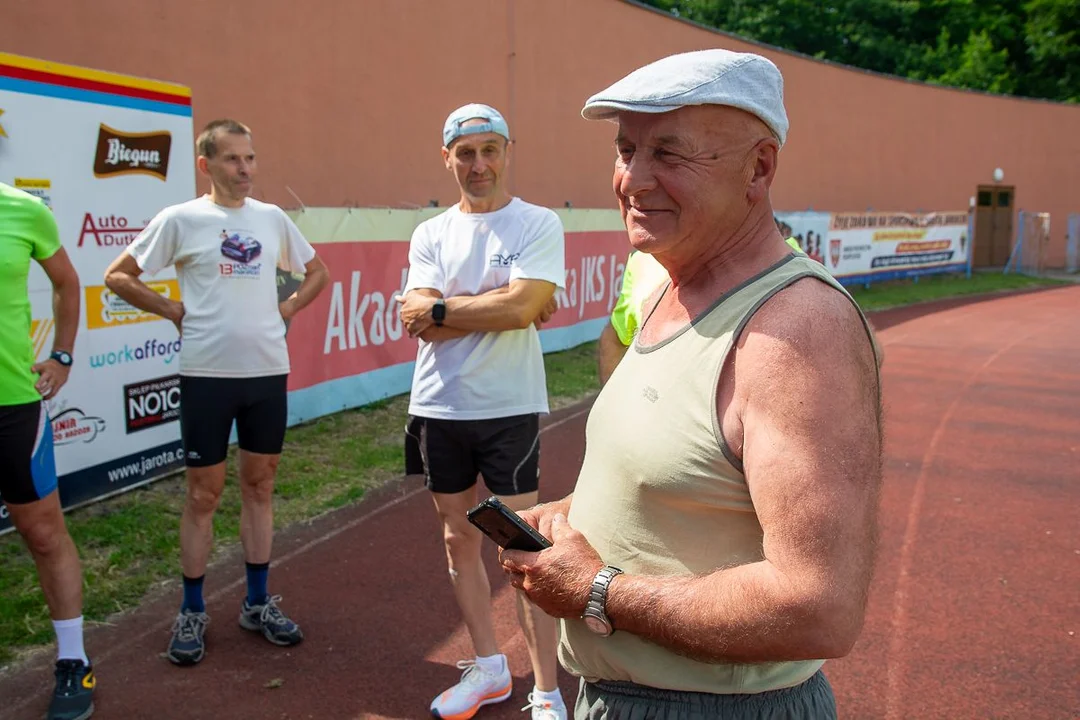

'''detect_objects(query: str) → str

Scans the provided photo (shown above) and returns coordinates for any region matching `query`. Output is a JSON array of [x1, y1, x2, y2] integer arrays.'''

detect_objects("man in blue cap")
[[499, 50, 884, 720], [397, 103, 568, 720]]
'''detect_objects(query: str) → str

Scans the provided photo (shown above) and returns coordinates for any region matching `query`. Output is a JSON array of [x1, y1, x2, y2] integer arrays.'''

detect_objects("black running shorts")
[[179, 375, 288, 467], [404, 413, 541, 496], [0, 400, 59, 505]]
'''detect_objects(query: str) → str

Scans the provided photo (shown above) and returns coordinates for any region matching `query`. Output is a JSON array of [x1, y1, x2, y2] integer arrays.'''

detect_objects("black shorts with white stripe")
[[404, 413, 540, 496]]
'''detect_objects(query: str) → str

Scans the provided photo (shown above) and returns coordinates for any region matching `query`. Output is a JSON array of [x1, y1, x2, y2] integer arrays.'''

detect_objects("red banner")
[[285, 230, 632, 392]]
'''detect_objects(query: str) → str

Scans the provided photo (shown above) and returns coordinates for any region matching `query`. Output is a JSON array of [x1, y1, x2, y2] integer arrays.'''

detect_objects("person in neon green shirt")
[[609, 248, 669, 348], [0, 181, 95, 720], [599, 233, 804, 384]]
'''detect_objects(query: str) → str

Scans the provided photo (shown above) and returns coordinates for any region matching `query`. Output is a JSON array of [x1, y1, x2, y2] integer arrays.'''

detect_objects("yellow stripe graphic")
[[30, 318, 54, 361], [0, 52, 191, 98]]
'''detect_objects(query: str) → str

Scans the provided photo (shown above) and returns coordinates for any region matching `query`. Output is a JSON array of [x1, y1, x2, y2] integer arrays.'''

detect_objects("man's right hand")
[[166, 300, 185, 336], [532, 295, 558, 328]]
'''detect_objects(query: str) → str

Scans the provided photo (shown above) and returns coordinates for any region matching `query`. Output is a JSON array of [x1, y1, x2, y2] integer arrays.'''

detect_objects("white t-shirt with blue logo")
[[127, 195, 315, 378], [404, 197, 566, 420]]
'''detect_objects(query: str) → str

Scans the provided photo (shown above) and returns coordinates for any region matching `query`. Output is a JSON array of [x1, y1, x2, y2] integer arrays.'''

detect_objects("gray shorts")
[[574, 671, 837, 720]]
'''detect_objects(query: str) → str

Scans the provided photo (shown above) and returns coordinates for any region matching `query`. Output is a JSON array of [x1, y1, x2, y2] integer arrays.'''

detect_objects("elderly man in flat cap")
[[499, 49, 884, 719]]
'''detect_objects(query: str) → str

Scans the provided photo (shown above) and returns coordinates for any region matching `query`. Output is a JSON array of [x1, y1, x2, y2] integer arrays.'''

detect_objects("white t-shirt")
[[404, 197, 565, 420], [127, 195, 316, 378]]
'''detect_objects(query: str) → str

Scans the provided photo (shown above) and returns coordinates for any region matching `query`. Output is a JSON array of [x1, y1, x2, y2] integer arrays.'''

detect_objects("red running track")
[[1, 285, 1077, 719]]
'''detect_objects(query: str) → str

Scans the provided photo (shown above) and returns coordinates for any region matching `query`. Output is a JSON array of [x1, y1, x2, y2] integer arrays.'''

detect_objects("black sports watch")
[[431, 299, 446, 327], [49, 350, 73, 367]]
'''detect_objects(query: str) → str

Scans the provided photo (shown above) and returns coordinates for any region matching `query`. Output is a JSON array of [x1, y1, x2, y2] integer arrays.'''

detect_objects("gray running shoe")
[[238, 594, 303, 646], [166, 609, 209, 666]]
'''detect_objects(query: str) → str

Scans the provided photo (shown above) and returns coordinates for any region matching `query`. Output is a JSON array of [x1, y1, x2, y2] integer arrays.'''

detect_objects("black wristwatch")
[[49, 350, 73, 367], [432, 299, 446, 327]]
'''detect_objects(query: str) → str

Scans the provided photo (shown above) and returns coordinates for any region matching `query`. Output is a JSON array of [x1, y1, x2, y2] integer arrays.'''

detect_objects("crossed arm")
[[398, 278, 558, 342], [502, 281, 883, 663]]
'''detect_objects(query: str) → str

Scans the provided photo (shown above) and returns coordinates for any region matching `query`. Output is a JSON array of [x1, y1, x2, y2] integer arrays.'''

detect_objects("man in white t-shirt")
[[103, 118, 329, 667], [396, 103, 567, 720]]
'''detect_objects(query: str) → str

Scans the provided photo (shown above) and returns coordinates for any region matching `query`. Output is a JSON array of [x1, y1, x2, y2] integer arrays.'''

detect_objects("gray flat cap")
[[581, 48, 789, 147]]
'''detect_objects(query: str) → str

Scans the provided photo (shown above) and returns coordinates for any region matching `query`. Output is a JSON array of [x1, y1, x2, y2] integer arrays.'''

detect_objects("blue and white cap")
[[581, 49, 789, 147], [442, 103, 511, 148]]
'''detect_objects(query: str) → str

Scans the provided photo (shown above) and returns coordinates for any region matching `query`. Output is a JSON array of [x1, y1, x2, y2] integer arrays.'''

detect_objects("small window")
[[997, 191, 1011, 208], [978, 191, 993, 207]]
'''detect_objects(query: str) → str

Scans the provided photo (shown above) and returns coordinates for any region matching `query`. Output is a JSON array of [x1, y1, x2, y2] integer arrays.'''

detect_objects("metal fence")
[[1005, 211, 1052, 277]]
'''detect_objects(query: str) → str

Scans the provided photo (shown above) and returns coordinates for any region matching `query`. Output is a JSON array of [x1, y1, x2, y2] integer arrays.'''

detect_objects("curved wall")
[[4, 0, 1077, 265]]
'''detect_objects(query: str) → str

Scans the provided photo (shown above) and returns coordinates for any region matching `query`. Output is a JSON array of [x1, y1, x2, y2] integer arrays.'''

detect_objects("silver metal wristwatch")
[[581, 565, 623, 637]]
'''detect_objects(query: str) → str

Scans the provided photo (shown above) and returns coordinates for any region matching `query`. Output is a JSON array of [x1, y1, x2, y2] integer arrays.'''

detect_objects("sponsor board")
[[827, 211, 969, 279], [85, 280, 180, 329], [89, 336, 181, 370], [1, 51, 194, 533], [78, 212, 146, 248], [15, 177, 51, 208], [93, 124, 172, 181], [123, 374, 181, 433], [51, 407, 106, 446]]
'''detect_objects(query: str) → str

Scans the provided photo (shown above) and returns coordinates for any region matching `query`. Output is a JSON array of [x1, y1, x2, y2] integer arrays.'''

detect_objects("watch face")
[[583, 614, 610, 636]]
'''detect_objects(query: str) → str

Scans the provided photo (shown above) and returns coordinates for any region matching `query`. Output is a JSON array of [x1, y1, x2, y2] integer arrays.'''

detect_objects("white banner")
[[0, 52, 195, 525], [776, 211, 832, 264], [825, 211, 970, 282]]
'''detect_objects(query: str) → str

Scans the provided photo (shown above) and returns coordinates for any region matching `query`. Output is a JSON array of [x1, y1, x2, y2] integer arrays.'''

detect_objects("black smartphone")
[[467, 496, 552, 552]]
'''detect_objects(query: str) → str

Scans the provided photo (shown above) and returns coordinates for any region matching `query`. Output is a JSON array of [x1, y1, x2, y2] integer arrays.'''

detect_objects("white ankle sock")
[[533, 686, 564, 705], [475, 653, 505, 674], [53, 616, 88, 664]]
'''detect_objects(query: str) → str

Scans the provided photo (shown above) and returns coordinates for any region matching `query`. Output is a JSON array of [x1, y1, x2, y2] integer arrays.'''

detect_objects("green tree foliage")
[[641, 0, 1079, 102]]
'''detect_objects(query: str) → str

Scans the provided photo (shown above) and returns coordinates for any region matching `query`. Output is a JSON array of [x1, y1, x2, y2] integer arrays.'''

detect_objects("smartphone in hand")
[[467, 496, 552, 552]]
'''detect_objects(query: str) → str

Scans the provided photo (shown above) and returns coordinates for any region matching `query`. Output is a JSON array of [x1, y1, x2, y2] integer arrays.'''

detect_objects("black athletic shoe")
[[47, 658, 95, 720], [166, 609, 209, 666]]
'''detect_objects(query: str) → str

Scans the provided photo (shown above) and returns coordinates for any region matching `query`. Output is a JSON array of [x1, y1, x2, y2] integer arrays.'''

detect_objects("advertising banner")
[[824, 211, 970, 284], [282, 210, 630, 426], [775, 211, 832, 263], [0, 52, 195, 530]]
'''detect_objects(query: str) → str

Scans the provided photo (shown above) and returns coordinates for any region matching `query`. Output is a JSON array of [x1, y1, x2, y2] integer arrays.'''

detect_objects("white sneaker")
[[522, 691, 568, 720], [430, 657, 513, 719]]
